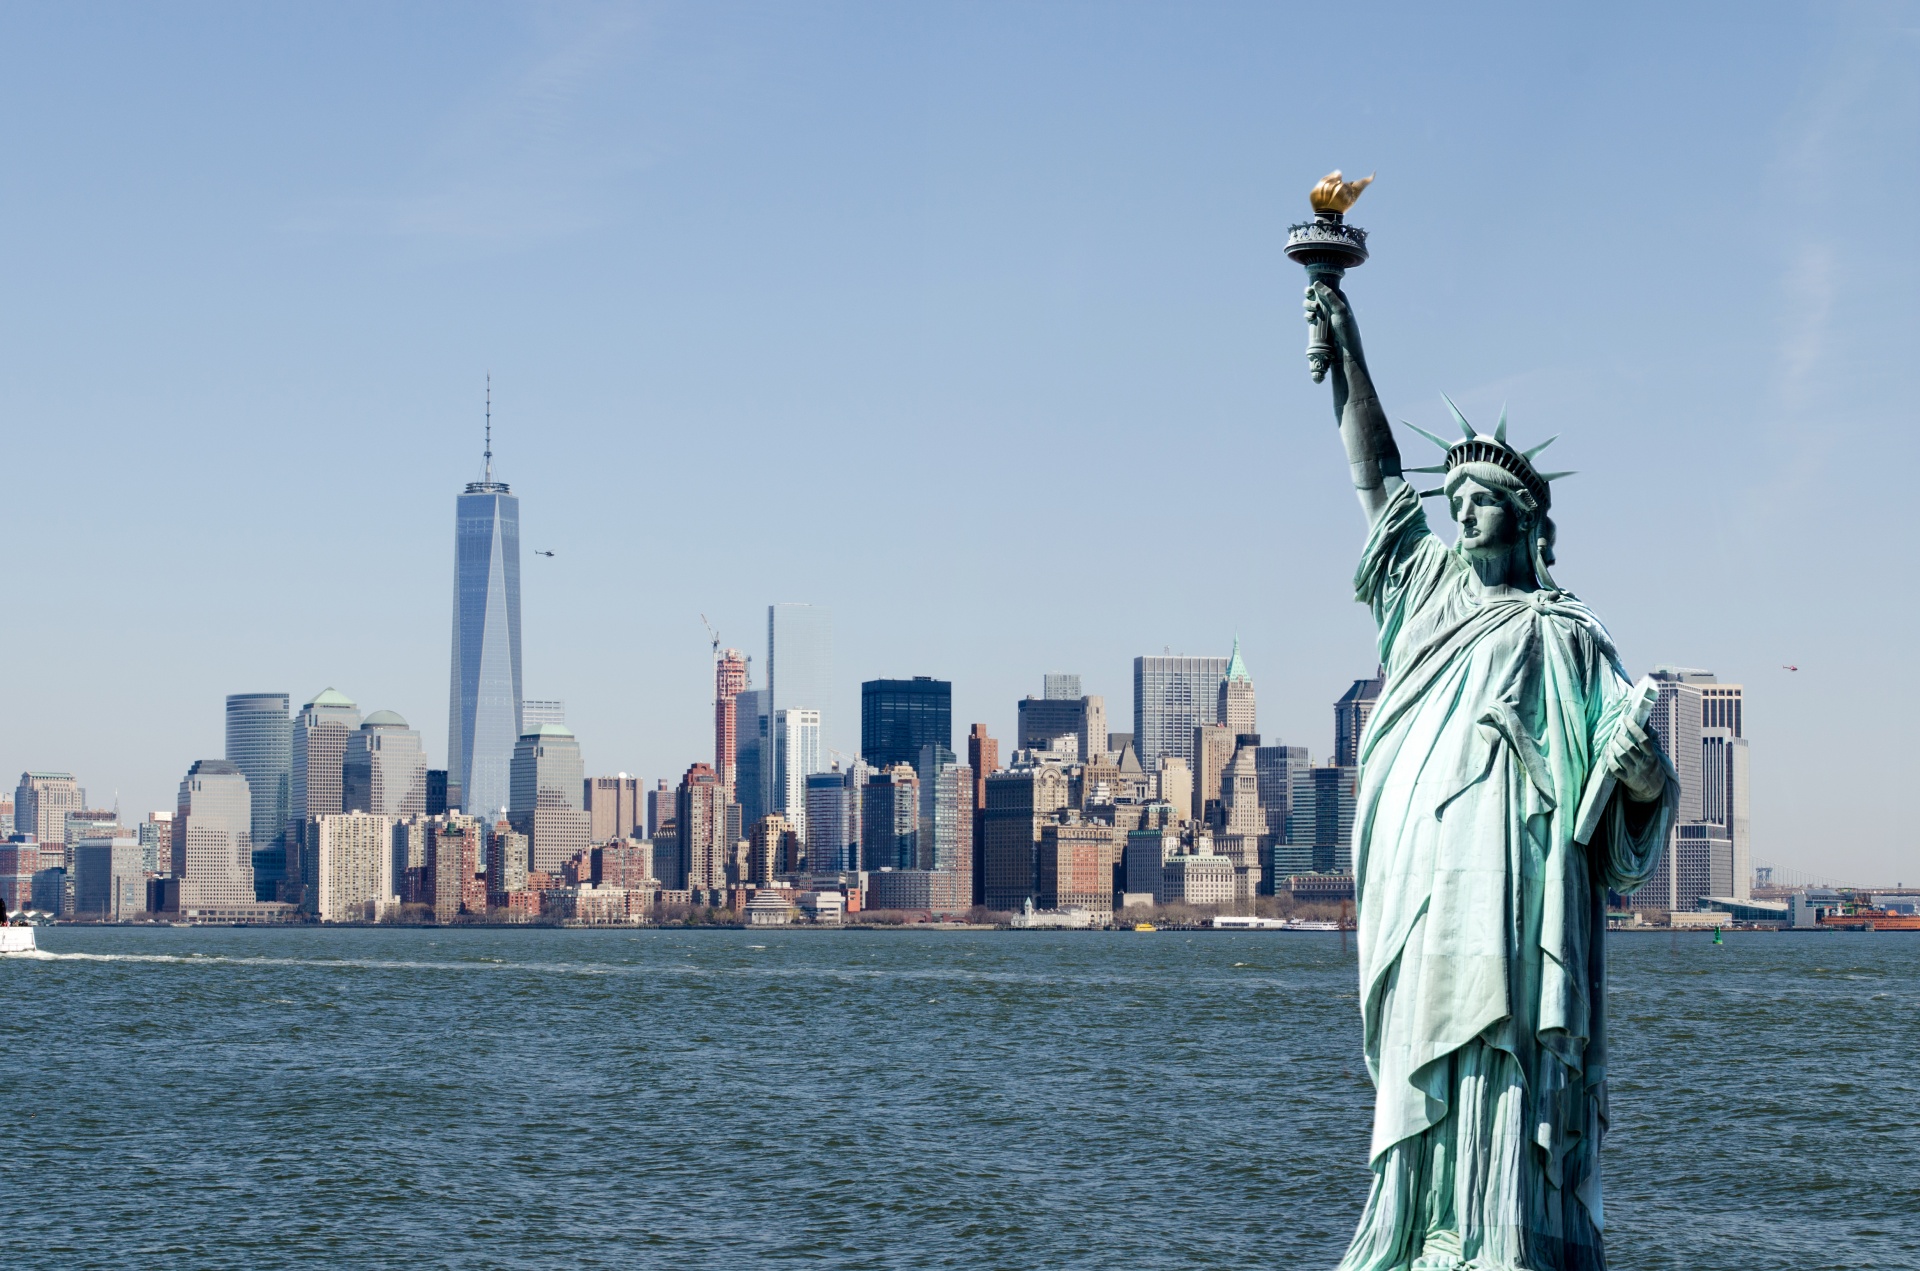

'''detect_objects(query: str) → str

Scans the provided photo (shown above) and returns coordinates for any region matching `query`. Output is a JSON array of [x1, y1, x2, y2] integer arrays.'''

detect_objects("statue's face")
[[1450, 478, 1525, 557]]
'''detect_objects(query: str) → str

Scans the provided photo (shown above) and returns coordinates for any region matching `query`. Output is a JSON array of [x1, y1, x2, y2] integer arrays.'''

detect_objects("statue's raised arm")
[[1304, 283, 1403, 524]]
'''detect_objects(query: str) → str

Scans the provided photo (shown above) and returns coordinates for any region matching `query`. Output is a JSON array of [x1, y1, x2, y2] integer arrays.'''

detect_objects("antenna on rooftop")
[[484, 373, 493, 483]]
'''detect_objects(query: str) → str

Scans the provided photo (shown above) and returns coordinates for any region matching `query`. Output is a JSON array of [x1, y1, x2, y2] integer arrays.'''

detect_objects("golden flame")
[[1309, 169, 1373, 214]]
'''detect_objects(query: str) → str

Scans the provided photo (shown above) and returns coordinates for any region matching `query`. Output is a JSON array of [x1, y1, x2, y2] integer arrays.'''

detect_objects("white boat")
[[0, 926, 39, 955]]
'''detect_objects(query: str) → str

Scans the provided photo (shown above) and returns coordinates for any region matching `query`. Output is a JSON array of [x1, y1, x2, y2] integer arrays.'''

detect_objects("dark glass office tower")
[[861, 677, 952, 771], [225, 692, 290, 901], [447, 439, 523, 819]]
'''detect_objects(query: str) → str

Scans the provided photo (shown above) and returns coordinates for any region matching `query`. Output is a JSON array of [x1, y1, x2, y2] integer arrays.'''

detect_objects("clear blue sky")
[[4, 3, 1916, 883]]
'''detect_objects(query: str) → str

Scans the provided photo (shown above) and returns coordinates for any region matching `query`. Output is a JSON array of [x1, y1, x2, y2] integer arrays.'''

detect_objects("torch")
[[1284, 171, 1373, 382]]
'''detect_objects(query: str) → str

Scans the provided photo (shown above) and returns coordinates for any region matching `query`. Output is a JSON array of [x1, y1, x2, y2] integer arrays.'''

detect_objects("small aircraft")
[[1782, 664, 1798, 672], [534, 550, 556, 558]]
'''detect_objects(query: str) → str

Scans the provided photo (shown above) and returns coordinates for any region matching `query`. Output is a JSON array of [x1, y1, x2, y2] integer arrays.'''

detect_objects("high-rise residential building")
[[862, 764, 920, 873], [522, 699, 564, 727], [774, 707, 823, 840], [509, 725, 591, 876], [584, 775, 642, 845], [138, 812, 173, 876], [982, 763, 1071, 911], [1016, 689, 1107, 763], [733, 686, 767, 830], [1043, 673, 1082, 701], [805, 769, 855, 874], [714, 649, 749, 800], [487, 823, 531, 903], [766, 602, 831, 813], [73, 836, 144, 920], [1219, 639, 1256, 739], [0, 798, 11, 840], [676, 763, 729, 894], [426, 814, 484, 924], [1642, 666, 1753, 909], [861, 677, 952, 771], [15, 772, 82, 846], [447, 426, 523, 821], [646, 779, 675, 840], [749, 813, 792, 887], [1334, 673, 1385, 768], [313, 813, 396, 922], [343, 711, 429, 820], [918, 745, 972, 883], [225, 693, 291, 862], [289, 688, 360, 899], [1133, 654, 1230, 769], [173, 759, 255, 912], [0, 841, 39, 914]]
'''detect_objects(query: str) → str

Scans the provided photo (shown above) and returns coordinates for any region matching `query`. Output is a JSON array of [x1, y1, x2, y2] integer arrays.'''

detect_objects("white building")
[[314, 812, 397, 922], [774, 707, 822, 843], [174, 759, 255, 910]]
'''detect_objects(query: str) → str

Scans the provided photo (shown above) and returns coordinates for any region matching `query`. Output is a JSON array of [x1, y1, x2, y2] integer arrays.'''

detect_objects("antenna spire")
[[484, 374, 493, 483]]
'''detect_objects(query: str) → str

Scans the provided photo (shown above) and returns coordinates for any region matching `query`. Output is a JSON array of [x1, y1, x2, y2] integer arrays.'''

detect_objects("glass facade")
[[774, 708, 823, 841], [448, 483, 523, 819], [767, 603, 830, 811], [861, 677, 952, 770], [225, 693, 291, 856]]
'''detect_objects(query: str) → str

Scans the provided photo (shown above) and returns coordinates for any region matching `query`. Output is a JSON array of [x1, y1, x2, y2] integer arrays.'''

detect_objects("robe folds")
[[1334, 484, 1677, 1271]]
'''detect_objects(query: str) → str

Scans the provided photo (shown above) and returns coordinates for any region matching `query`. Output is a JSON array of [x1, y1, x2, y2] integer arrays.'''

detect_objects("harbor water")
[[6, 927, 1916, 1268]]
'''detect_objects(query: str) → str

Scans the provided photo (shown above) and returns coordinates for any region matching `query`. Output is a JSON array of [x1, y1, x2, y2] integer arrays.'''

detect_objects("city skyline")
[[5, 6, 1916, 882]]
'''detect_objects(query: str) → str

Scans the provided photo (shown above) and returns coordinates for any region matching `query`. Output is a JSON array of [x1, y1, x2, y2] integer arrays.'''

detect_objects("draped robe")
[[1334, 484, 1676, 1271]]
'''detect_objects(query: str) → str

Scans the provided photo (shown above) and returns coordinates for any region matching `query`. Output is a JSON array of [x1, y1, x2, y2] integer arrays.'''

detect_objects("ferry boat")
[[0, 925, 39, 955]]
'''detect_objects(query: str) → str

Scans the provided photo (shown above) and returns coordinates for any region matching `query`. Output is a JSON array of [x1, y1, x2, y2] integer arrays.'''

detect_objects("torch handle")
[[1303, 263, 1346, 384]]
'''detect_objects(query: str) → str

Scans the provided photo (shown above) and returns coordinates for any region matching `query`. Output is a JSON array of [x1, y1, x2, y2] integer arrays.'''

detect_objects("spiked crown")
[[1401, 395, 1574, 508]]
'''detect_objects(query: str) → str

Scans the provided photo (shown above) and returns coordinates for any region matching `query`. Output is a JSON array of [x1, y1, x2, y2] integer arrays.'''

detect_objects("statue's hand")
[[1604, 719, 1667, 804], [1304, 282, 1361, 364]]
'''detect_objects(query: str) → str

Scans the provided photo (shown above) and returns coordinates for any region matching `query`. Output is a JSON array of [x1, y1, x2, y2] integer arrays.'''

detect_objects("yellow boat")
[[1133, 922, 1157, 932]]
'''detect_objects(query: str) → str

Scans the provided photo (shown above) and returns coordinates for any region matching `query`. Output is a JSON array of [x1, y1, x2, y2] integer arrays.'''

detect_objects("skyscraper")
[[289, 688, 360, 901], [861, 677, 952, 770], [862, 764, 920, 872], [225, 693, 291, 867], [312, 813, 396, 922], [1219, 638, 1256, 738], [509, 724, 590, 875], [767, 603, 831, 812], [1043, 673, 1082, 701], [733, 687, 768, 829], [1334, 673, 1385, 767], [982, 762, 1070, 911], [583, 775, 642, 844], [14, 772, 82, 846], [447, 417, 523, 820], [676, 762, 729, 894], [804, 769, 855, 873], [174, 759, 255, 912], [714, 648, 749, 800], [1133, 654, 1230, 769], [1016, 688, 1107, 763], [343, 711, 429, 820], [967, 724, 998, 906], [774, 708, 823, 840]]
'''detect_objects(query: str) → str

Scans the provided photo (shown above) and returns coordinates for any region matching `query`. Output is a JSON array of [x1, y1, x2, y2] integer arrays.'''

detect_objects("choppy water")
[[5, 927, 1915, 1269]]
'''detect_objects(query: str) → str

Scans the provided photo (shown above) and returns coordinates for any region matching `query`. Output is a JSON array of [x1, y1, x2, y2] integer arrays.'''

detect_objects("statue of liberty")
[[1301, 270, 1680, 1271]]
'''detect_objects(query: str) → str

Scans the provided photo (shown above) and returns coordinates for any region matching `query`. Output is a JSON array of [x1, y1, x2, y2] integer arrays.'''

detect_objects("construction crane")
[[700, 613, 719, 660]]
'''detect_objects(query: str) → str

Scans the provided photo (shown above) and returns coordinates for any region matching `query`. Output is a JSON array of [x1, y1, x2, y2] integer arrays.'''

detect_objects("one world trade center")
[[447, 412, 522, 819]]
